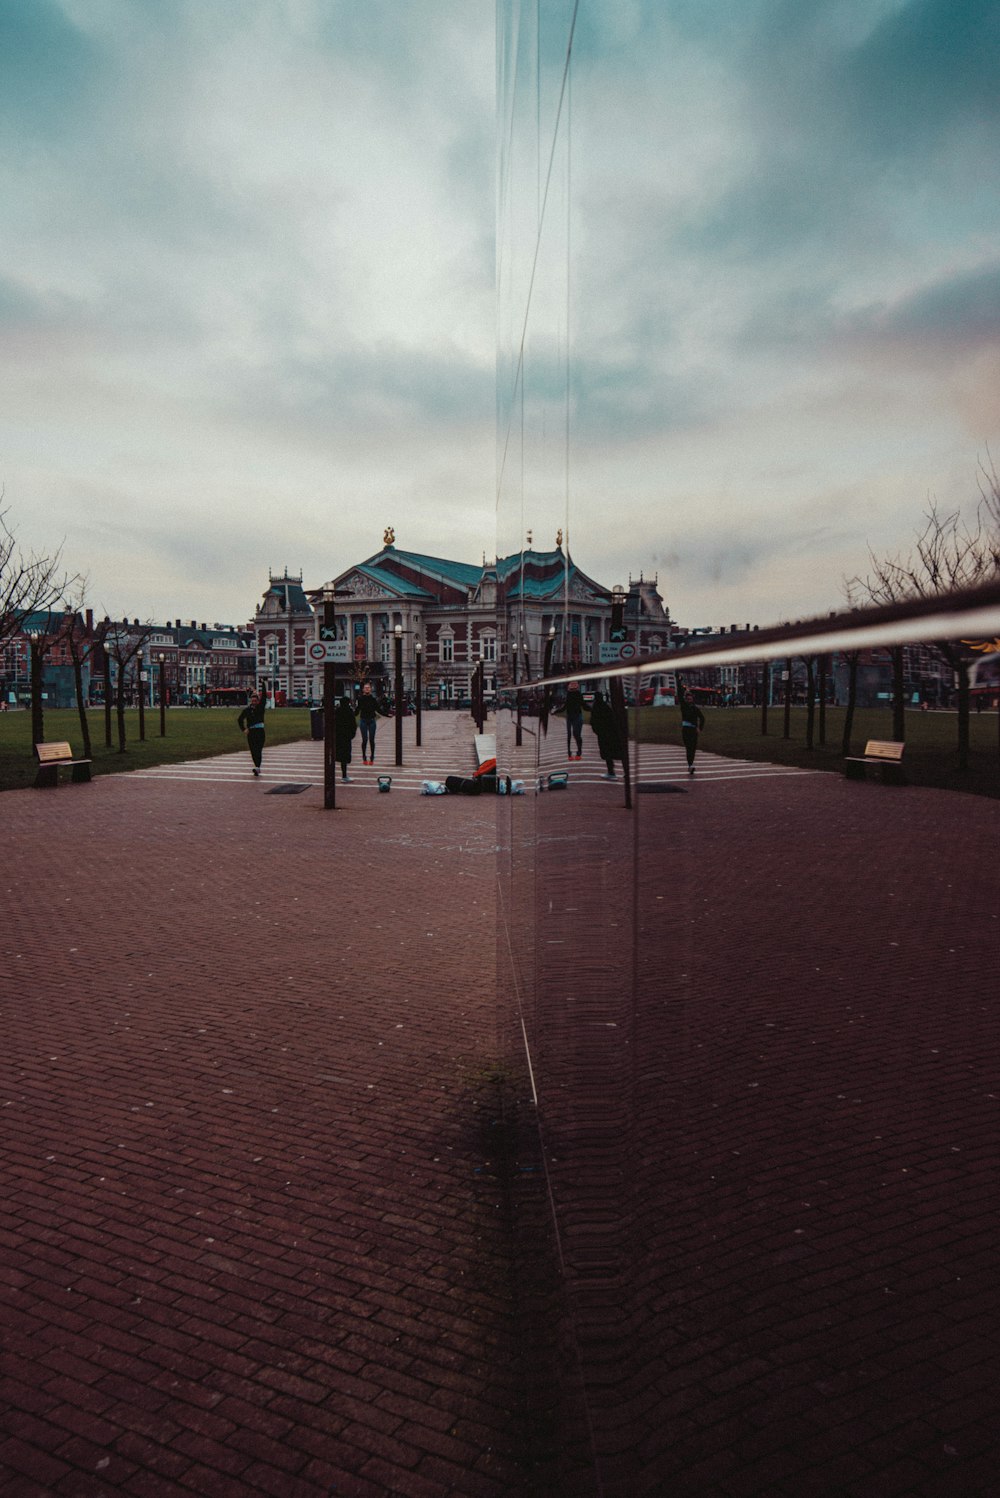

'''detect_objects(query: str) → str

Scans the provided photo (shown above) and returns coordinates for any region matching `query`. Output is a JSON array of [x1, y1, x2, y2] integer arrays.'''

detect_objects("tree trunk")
[[760, 660, 768, 735], [30, 641, 44, 746], [891, 645, 905, 741], [841, 653, 859, 758], [783, 659, 792, 739], [116, 674, 127, 753], [804, 657, 816, 750], [818, 654, 827, 745], [73, 652, 92, 759], [956, 658, 970, 772]]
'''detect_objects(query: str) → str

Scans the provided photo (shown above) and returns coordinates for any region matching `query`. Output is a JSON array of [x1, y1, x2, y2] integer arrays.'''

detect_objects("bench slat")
[[35, 742, 75, 764], [861, 740, 905, 761]]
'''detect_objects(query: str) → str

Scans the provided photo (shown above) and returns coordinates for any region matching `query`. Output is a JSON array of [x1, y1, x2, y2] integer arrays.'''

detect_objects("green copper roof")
[[372, 548, 483, 589], [265, 578, 312, 612], [351, 562, 437, 600]]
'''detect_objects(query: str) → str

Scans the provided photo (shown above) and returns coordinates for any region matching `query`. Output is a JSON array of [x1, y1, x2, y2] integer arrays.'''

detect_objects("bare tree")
[[798, 654, 817, 749], [23, 607, 76, 746], [845, 564, 907, 740], [840, 648, 861, 758], [0, 503, 79, 650], [61, 584, 97, 759], [848, 499, 1000, 769], [103, 619, 155, 753]]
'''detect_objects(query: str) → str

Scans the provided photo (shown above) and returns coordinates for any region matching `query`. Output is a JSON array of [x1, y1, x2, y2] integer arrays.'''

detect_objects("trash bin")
[[310, 707, 324, 740]]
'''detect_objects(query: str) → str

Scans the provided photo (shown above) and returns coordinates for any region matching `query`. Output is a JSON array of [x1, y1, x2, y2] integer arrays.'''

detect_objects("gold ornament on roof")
[[384, 526, 395, 546], [556, 528, 563, 547]]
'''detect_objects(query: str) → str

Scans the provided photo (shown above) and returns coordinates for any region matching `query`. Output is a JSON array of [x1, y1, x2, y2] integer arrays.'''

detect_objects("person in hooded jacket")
[[334, 695, 358, 781], [590, 691, 623, 779]]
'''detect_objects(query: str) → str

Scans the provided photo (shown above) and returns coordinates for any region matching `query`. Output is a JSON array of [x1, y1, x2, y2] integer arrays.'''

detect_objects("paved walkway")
[[3, 710, 999, 1496], [1, 713, 520, 1498], [499, 729, 1000, 1497]]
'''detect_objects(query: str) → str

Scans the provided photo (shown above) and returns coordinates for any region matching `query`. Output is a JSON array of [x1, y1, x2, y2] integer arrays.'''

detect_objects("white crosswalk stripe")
[[129, 738, 816, 790]]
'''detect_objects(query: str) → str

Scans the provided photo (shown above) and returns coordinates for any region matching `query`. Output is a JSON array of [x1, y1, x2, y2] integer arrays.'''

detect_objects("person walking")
[[356, 682, 382, 763], [334, 695, 357, 781], [237, 679, 268, 777], [564, 679, 585, 759], [678, 685, 705, 775], [590, 690, 622, 779]]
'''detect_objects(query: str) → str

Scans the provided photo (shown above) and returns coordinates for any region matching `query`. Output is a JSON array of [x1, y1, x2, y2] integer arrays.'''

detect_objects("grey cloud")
[[836, 261, 1000, 359], [657, 514, 845, 592], [0, 0, 101, 136], [835, 0, 1000, 159], [219, 341, 493, 442], [672, 0, 1000, 267]]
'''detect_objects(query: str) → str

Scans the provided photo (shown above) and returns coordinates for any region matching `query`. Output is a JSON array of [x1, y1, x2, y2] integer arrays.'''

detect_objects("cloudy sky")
[[3, 0, 999, 629]]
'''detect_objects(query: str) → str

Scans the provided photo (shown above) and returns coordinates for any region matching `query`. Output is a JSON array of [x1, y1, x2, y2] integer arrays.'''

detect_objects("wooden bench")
[[34, 741, 92, 789], [844, 739, 906, 785]]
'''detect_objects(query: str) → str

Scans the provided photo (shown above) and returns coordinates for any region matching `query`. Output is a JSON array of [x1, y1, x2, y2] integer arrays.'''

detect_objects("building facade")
[[252, 533, 656, 704]]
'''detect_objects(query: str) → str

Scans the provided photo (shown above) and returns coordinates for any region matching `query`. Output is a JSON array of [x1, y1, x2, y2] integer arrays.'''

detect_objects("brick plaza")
[[2, 710, 1000, 1495]]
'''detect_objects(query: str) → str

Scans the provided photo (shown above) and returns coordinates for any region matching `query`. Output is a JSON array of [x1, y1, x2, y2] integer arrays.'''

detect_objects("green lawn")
[[6, 703, 1000, 800], [629, 704, 1000, 799], [0, 707, 314, 792]]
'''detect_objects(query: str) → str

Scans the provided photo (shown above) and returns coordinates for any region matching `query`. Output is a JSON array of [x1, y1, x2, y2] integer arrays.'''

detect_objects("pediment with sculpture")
[[569, 574, 603, 602], [339, 571, 399, 601]]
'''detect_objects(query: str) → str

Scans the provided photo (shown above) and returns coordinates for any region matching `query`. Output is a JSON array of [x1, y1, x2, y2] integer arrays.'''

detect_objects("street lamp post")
[[540, 625, 556, 734], [103, 632, 113, 748], [29, 631, 44, 747], [323, 588, 337, 810], [137, 650, 145, 741], [313, 583, 354, 810], [512, 642, 522, 747], [609, 585, 632, 810], [415, 638, 422, 748], [158, 653, 166, 737], [394, 624, 403, 766]]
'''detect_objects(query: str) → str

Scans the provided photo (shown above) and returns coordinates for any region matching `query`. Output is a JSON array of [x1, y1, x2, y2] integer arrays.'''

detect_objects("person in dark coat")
[[678, 685, 706, 775], [590, 691, 622, 779], [237, 679, 268, 776], [564, 680, 585, 759], [334, 696, 357, 781], [356, 682, 382, 763]]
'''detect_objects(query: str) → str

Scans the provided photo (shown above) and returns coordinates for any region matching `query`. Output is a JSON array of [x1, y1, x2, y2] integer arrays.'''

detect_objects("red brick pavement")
[[1, 713, 529, 1498], [500, 745, 1000, 1496], [6, 710, 1000, 1497]]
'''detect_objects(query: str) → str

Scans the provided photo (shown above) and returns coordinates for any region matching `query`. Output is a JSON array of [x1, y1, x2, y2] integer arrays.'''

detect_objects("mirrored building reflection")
[[496, 4, 1000, 1494]]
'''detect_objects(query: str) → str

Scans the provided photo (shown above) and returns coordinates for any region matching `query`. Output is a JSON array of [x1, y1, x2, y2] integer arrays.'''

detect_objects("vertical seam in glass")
[[495, 0, 580, 511]]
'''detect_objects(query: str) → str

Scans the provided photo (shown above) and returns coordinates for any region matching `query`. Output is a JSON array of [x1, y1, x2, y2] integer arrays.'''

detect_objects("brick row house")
[[1, 612, 254, 709]]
